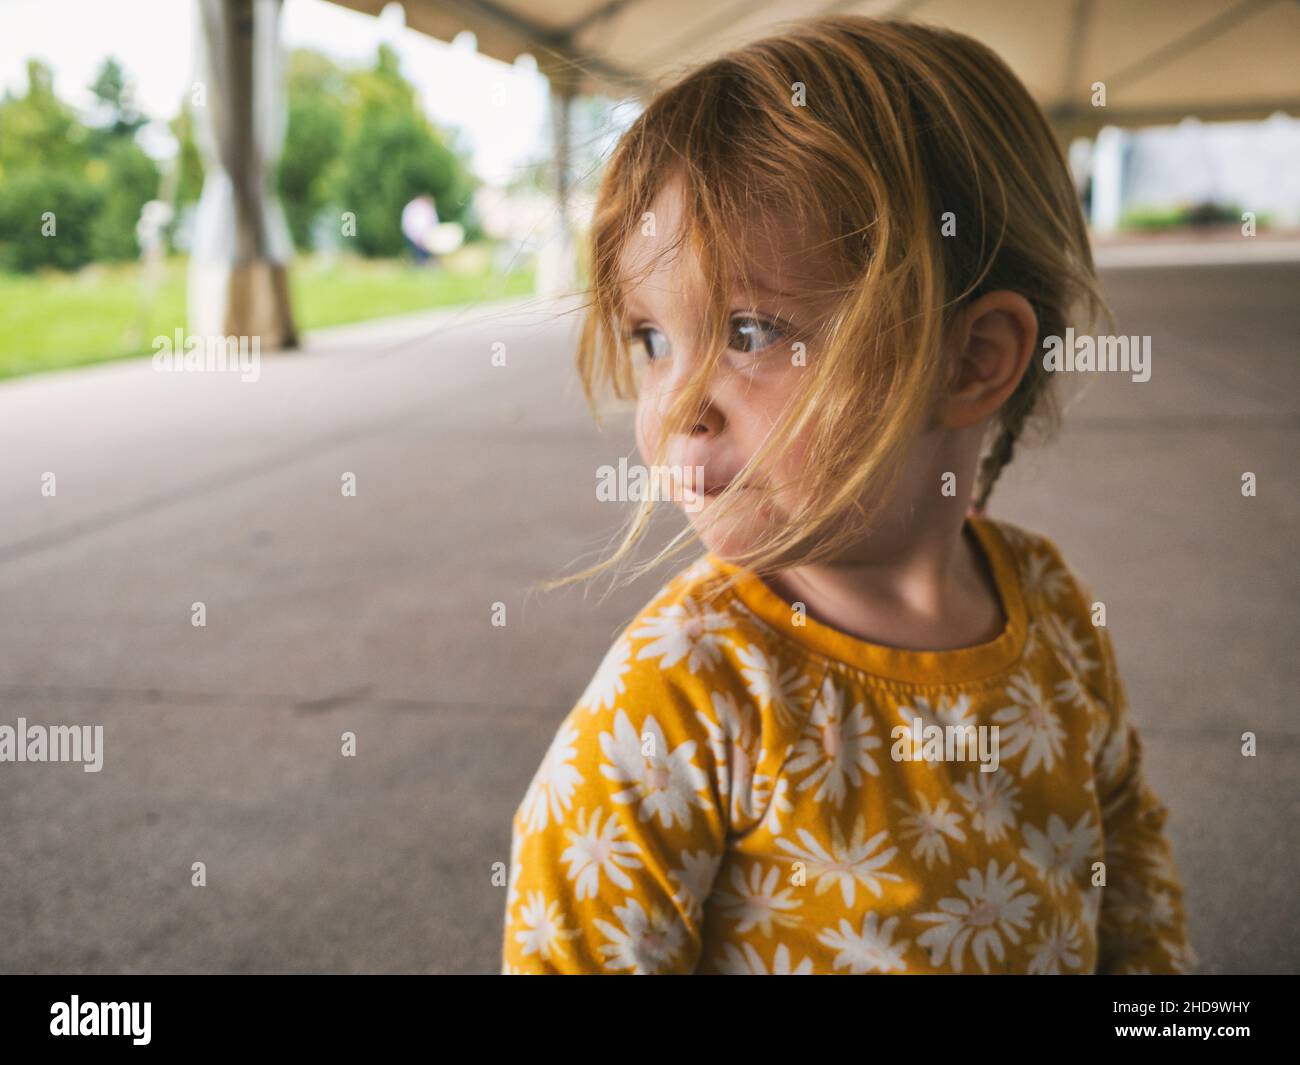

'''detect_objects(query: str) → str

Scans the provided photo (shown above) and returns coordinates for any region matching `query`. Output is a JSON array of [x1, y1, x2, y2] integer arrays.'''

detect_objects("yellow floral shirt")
[[502, 516, 1196, 974]]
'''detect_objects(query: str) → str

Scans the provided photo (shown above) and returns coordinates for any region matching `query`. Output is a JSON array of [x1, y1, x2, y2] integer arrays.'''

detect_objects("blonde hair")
[[556, 14, 1107, 593]]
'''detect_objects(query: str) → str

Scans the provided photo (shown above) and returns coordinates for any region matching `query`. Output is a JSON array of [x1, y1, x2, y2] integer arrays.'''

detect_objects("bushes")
[[0, 57, 160, 272], [0, 48, 479, 272], [333, 111, 471, 256], [276, 46, 479, 255], [279, 91, 346, 250], [0, 172, 100, 272], [1120, 201, 1263, 232], [0, 143, 160, 271]]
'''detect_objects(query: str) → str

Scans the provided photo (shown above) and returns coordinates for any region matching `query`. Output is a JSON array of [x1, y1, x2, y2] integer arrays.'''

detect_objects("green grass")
[[0, 248, 535, 380]]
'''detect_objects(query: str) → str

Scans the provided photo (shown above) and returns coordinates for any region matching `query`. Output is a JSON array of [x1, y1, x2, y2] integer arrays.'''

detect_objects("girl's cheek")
[[634, 398, 660, 467]]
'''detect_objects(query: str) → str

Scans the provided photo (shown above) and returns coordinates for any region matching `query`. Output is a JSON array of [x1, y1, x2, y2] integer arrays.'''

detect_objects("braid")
[[971, 305, 1052, 515], [972, 400, 1030, 514]]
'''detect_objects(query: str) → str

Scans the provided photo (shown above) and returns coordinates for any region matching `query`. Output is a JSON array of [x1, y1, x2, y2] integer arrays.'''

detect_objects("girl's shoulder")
[[977, 514, 1124, 708], [977, 514, 1098, 618], [541, 557, 809, 840], [574, 554, 796, 720]]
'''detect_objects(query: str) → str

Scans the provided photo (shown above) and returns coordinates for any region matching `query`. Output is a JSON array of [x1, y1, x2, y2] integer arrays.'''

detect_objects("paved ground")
[[0, 259, 1296, 974]]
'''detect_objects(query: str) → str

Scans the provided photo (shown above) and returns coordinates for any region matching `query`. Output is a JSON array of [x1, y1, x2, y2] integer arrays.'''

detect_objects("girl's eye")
[[728, 315, 784, 355], [627, 325, 670, 363]]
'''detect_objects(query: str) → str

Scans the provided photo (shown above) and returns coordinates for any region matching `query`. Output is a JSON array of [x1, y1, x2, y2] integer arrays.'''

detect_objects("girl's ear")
[[938, 291, 1038, 430]]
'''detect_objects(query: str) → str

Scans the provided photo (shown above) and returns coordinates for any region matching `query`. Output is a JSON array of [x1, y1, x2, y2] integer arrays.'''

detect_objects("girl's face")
[[621, 179, 843, 560]]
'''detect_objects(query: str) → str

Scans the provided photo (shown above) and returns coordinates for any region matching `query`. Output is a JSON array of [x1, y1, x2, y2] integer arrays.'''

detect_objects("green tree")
[[0, 60, 99, 270], [80, 58, 160, 260], [90, 138, 161, 261], [0, 59, 90, 179], [331, 44, 478, 256], [168, 105, 206, 208], [87, 57, 146, 151], [0, 57, 164, 270], [278, 50, 347, 249]]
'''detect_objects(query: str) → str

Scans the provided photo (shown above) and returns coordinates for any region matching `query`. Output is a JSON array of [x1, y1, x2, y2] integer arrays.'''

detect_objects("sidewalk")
[[0, 264, 1295, 974]]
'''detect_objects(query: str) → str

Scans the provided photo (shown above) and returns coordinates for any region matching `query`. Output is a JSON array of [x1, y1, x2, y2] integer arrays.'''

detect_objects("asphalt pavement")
[[0, 258, 1295, 973]]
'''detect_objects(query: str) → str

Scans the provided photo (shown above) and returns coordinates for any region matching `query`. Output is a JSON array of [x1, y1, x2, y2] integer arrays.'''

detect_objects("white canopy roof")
[[330, 0, 1300, 129]]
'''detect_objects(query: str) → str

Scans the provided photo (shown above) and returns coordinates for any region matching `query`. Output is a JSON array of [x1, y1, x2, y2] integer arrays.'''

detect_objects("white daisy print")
[[500, 526, 1197, 976], [992, 521, 1037, 554], [714, 941, 814, 975], [506, 826, 523, 911], [669, 849, 723, 922], [632, 595, 732, 673], [776, 816, 901, 907], [954, 769, 1023, 843], [1084, 706, 1112, 767], [818, 912, 910, 974], [993, 670, 1066, 777], [1021, 551, 1068, 604], [1095, 719, 1131, 794], [1028, 914, 1084, 974], [520, 722, 582, 834], [893, 692, 978, 748], [786, 675, 880, 808], [601, 710, 712, 830], [673, 556, 716, 587], [1106, 880, 1177, 929], [514, 890, 577, 962], [759, 774, 793, 836], [1142, 840, 1184, 888], [578, 637, 631, 714], [594, 897, 686, 974], [1021, 619, 1042, 661], [736, 643, 810, 727], [1040, 613, 1098, 679], [893, 792, 966, 868], [697, 690, 770, 824], [915, 860, 1038, 973], [560, 806, 643, 901], [1055, 672, 1093, 712], [1019, 811, 1101, 895], [1161, 936, 1198, 974], [713, 862, 802, 936]]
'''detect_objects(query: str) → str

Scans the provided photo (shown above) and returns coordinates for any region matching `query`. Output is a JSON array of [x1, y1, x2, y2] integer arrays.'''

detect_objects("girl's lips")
[[701, 477, 750, 497], [680, 479, 742, 506]]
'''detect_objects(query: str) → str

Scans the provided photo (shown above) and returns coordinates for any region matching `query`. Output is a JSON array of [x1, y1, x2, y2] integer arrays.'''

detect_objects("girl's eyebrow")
[[618, 290, 649, 320], [729, 270, 819, 307], [618, 271, 817, 323]]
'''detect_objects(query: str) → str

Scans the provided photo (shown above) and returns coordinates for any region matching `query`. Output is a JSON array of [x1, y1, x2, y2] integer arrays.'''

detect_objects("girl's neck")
[[760, 509, 1006, 653]]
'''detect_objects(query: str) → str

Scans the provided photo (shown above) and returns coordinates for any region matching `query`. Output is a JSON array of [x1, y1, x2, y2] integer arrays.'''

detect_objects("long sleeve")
[[1092, 626, 1197, 975], [501, 637, 729, 974]]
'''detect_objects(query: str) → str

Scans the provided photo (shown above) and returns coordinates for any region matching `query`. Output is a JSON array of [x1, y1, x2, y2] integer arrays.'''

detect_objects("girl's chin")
[[683, 508, 770, 561]]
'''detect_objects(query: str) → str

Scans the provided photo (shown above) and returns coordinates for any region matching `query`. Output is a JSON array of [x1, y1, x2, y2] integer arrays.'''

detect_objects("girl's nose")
[[686, 399, 724, 438]]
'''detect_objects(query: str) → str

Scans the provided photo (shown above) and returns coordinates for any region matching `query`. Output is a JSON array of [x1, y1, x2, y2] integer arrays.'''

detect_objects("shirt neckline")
[[704, 514, 1028, 685]]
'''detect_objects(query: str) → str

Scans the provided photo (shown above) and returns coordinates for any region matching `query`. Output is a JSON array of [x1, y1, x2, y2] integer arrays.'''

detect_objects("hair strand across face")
[[548, 14, 1109, 596]]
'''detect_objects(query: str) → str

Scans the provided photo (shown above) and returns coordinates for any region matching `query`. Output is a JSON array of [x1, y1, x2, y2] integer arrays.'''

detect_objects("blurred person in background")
[[401, 192, 440, 266]]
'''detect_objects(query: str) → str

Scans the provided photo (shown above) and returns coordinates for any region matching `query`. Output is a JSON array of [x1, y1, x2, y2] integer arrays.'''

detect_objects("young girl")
[[502, 15, 1195, 975]]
